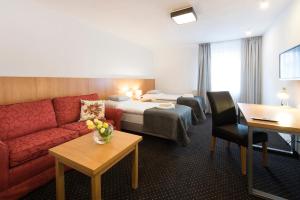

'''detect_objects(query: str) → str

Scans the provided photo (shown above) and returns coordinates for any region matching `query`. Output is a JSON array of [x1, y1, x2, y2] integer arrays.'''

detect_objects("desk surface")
[[238, 103, 300, 134], [49, 131, 142, 176]]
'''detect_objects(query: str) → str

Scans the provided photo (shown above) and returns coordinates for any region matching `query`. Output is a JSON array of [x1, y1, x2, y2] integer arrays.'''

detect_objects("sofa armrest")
[[0, 140, 9, 191], [105, 108, 123, 131]]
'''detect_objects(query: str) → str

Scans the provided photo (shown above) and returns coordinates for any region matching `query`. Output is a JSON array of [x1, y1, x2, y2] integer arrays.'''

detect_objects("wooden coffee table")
[[49, 131, 142, 200]]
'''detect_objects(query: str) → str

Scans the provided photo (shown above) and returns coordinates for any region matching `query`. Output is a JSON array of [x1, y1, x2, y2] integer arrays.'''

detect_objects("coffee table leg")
[[91, 174, 101, 200], [55, 159, 65, 200], [132, 144, 139, 189]]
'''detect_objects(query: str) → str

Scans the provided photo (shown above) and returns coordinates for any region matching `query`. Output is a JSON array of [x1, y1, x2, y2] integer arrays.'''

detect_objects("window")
[[211, 40, 241, 100]]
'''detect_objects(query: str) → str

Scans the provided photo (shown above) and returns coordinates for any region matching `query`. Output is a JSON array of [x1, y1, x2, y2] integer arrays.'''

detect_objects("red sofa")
[[0, 93, 123, 200]]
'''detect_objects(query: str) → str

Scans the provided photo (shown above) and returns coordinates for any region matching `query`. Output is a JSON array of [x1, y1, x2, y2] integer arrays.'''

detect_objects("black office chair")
[[207, 91, 268, 175]]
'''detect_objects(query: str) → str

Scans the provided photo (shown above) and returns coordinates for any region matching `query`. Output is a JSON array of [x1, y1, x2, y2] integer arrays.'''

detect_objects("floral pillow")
[[80, 100, 105, 121]]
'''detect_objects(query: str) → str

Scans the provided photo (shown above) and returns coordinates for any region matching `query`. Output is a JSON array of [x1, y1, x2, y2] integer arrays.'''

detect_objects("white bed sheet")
[[142, 93, 194, 101], [105, 100, 159, 115]]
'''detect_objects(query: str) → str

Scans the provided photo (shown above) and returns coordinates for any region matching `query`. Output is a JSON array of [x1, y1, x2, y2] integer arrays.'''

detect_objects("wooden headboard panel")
[[0, 77, 155, 105]]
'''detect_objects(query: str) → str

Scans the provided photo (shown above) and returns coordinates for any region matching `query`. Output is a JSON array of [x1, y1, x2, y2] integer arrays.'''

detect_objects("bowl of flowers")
[[86, 119, 114, 144]]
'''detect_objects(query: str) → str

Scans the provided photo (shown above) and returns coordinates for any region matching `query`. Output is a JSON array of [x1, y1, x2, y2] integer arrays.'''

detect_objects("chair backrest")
[[207, 91, 237, 127]]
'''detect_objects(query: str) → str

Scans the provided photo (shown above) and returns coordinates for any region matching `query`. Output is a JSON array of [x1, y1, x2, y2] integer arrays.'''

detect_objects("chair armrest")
[[0, 140, 9, 191], [105, 108, 123, 130]]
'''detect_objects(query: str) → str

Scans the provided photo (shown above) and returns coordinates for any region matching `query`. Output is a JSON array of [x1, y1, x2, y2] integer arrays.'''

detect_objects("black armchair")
[[207, 91, 268, 175]]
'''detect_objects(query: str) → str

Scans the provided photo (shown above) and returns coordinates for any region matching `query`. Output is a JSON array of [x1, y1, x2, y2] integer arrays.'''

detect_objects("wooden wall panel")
[[0, 77, 37, 104], [0, 77, 155, 105]]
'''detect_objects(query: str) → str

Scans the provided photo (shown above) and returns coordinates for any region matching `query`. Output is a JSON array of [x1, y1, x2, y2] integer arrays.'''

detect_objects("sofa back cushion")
[[53, 93, 99, 126], [0, 99, 57, 141]]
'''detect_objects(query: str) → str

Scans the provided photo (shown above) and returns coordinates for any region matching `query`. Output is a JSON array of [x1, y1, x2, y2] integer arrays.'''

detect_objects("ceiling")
[[36, 0, 293, 47]]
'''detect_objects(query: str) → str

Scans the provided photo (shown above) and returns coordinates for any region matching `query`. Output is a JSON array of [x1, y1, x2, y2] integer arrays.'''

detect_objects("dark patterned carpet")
[[22, 116, 300, 200]]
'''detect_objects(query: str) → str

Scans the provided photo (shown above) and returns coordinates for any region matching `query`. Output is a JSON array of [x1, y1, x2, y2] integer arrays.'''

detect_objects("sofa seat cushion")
[[61, 121, 92, 136], [53, 93, 99, 126], [5, 128, 79, 168], [61, 120, 115, 136], [0, 99, 57, 141]]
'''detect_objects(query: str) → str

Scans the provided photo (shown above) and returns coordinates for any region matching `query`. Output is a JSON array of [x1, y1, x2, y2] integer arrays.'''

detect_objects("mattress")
[[122, 113, 143, 125]]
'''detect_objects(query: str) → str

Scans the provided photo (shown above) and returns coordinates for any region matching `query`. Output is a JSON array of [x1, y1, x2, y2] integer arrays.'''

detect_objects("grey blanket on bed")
[[176, 97, 206, 123], [143, 105, 196, 146]]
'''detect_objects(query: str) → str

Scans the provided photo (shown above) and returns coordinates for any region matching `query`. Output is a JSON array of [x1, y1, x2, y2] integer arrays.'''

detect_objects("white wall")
[[153, 44, 199, 94], [0, 1, 154, 78], [262, 0, 300, 107], [262, 0, 300, 151], [0, 1, 200, 94]]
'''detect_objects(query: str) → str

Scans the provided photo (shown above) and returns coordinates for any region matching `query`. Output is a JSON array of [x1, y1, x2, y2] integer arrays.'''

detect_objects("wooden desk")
[[49, 131, 143, 200], [238, 103, 300, 200]]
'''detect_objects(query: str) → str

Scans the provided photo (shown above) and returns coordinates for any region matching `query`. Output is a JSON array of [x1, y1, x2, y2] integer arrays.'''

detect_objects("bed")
[[142, 90, 206, 118], [141, 91, 206, 112], [105, 100, 201, 145], [141, 92, 194, 103]]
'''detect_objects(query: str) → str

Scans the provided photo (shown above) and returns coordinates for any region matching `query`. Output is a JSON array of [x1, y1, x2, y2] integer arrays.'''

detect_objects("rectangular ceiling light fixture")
[[171, 7, 197, 25]]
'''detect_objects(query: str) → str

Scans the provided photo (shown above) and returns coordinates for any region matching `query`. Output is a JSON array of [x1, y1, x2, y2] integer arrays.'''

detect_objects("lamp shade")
[[135, 89, 142, 97], [277, 88, 289, 106], [134, 89, 142, 100], [277, 88, 289, 100], [125, 91, 133, 98]]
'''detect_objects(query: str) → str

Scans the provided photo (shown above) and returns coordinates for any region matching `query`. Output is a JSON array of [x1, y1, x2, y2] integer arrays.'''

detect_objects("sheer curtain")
[[240, 36, 262, 104], [197, 43, 211, 113], [211, 40, 242, 101]]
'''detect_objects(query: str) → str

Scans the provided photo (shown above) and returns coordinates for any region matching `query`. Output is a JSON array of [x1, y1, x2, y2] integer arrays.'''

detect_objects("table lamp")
[[277, 88, 289, 106], [135, 89, 143, 100], [125, 90, 133, 98]]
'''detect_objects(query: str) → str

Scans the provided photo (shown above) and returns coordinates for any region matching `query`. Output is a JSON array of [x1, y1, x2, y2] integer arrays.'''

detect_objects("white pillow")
[[146, 90, 161, 94], [108, 95, 130, 101]]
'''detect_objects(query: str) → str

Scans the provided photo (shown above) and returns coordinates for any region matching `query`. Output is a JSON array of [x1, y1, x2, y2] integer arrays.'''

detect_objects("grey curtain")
[[197, 43, 211, 112], [240, 36, 262, 104]]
